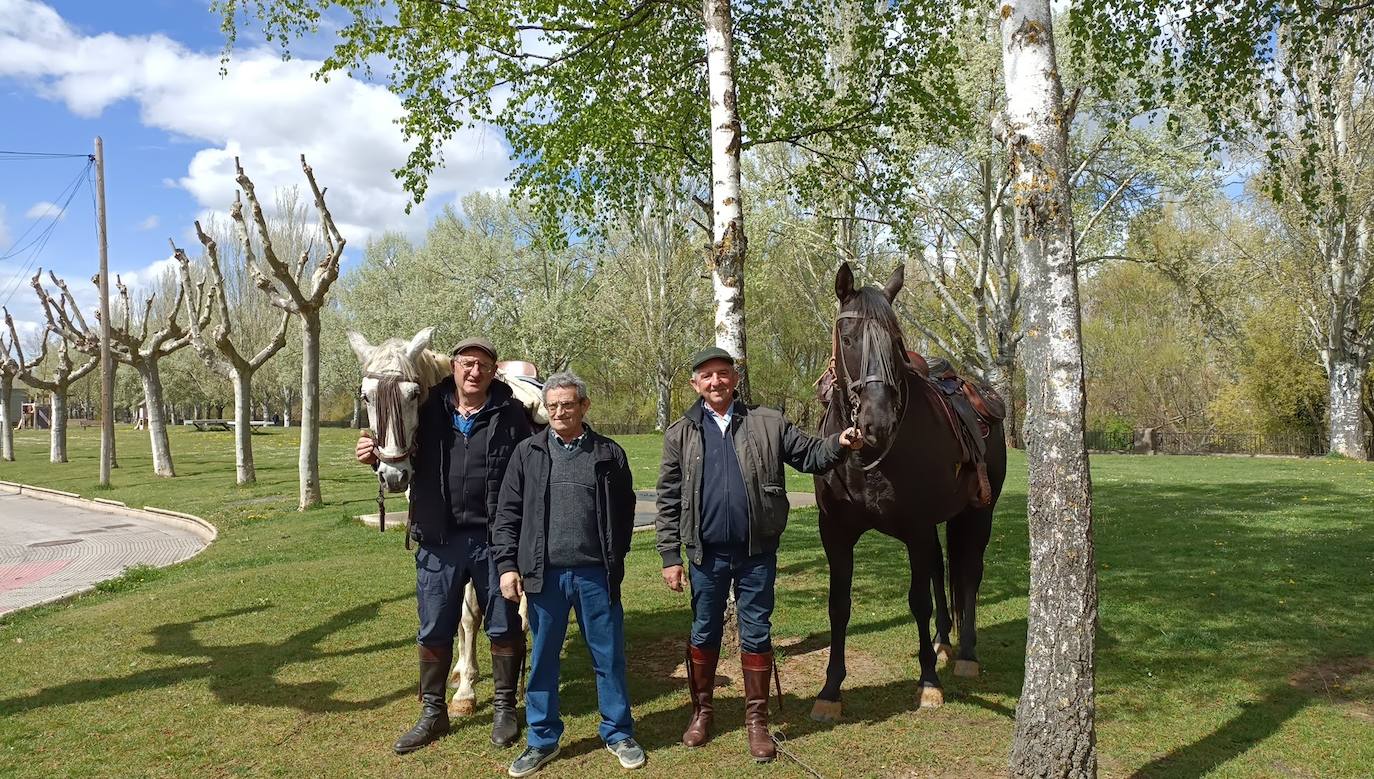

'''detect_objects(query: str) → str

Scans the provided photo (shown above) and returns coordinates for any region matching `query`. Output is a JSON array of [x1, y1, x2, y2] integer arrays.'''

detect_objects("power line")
[[0, 150, 91, 161], [0, 158, 95, 309]]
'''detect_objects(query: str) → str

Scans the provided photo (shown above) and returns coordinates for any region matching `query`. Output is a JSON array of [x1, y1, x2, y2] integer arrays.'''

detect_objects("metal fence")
[[1087, 429, 1325, 457]]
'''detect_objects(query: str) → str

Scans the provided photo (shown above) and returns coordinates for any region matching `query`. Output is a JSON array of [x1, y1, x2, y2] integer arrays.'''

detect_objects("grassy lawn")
[[1, 426, 1372, 777]]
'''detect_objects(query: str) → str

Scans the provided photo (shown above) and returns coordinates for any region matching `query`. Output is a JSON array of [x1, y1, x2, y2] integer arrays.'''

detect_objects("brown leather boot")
[[393, 644, 452, 754], [681, 644, 719, 747], [741, 651, 777, 762]]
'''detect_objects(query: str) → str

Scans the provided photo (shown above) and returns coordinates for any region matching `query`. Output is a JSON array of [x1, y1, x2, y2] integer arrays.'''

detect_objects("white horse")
[[348, 326, 540, 718]]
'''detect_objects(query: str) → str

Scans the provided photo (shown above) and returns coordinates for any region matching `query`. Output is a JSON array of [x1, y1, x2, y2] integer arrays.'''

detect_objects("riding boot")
[[490, 636, 525, 748], [681, 644, 719, 747], [393, 645, 452, 754], [741, 651, 777, 763]]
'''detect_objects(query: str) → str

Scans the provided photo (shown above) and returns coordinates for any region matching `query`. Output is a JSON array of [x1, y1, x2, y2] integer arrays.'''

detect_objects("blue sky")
[[0, 0, 514, 336]]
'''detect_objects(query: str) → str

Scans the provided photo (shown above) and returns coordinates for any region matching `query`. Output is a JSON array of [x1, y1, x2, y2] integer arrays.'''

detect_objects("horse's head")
[[348, 327, 434, 493], [833, 261, 908, 451]]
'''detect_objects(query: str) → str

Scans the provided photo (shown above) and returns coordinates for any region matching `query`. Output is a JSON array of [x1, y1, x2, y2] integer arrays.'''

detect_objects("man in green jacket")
[[655, 347, 861, 762]]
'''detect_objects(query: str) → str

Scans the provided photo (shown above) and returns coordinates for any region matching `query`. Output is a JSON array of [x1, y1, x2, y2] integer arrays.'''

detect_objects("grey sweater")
[[546, 435, 604, 569]]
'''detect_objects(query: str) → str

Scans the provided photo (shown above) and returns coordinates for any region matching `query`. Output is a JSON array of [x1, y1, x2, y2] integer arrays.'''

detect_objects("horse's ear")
[[347, 331, 373, 363], [883, 264, 905, 302], [406, 327, 435, 362], [835, 262, 856, 303]]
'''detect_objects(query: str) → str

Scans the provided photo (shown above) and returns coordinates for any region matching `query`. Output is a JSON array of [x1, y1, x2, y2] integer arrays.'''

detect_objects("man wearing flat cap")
[[655, 347, 862, 763], [356, 336, 535, 754]]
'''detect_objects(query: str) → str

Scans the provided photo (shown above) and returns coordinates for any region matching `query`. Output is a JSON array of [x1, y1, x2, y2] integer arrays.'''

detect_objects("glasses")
[[547, 401, 584, 413], [455, 358, 495, 374]]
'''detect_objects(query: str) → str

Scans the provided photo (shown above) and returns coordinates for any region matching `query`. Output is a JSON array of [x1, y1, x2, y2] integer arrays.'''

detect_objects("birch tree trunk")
[[704, 0, 749, 399], [1000, 3, 1097, 777], [299, 313, 322, 508], [140, 364, 176, 477], [50, 392, 68, 463], [233, 370, 256, 484], [655, 369, 672, 432], [0, 373, 13, 462], [1328, 357, 1368, 458]]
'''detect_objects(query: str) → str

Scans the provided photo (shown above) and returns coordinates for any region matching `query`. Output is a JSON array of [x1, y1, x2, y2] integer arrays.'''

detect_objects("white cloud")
[[0, 204, 10, 248], [24, 200, 67, 220], [137, 215, 159, 231], [0, 0, 514, 244]]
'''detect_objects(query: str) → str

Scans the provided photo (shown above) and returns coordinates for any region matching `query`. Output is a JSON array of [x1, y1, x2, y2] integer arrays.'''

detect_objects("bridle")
[[830, 308, 912, 472], [362, 370, 423, 534]]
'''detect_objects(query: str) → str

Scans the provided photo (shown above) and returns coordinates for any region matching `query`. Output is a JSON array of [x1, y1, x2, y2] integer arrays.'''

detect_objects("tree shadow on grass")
[[0, 595, 414, 717]]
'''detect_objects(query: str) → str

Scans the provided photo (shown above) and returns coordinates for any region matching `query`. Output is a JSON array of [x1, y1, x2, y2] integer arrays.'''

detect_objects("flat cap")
[[690, 346, 736, 372], [450, 336, 498, 362]]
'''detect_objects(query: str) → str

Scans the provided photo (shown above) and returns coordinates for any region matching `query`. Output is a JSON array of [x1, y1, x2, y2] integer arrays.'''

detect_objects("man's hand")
[[355, 434, 377, 466], [662, 564, 686, 592], [839, 426, 864, 450], [500, 571, 524, 603]]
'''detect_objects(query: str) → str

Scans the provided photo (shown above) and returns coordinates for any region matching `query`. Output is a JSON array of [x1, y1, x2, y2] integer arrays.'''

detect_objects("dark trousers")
[[689, 544, 777, 653], [525, 566, 635, 749], [415, 528, 521, 646]]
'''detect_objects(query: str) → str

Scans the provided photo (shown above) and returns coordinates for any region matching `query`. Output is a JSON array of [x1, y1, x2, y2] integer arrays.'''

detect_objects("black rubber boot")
[[490, 637, 525, 748], [393, 645, 452, 755]]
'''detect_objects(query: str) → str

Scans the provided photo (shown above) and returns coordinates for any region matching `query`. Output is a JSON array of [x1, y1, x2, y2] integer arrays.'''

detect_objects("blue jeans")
[[415, 529, 521, 646], [525, 566, 635, 749], [689, 545, 777, 653]]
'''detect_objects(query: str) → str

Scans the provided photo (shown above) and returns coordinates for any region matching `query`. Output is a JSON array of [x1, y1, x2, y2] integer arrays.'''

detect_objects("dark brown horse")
[[810, 262, 1007, 721]]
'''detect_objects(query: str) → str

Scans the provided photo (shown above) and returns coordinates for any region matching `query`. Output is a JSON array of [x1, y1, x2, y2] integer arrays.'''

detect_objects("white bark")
[[140, 366, 175, 477], [50, 392, 67, 463], [0, 372, 13, 462], [1000, 3, 1097, 777], [1328, 357, 1368, 458], [298, 314, 321, 508], [233, 370, 255, 484], [704, 0, 749, 396]]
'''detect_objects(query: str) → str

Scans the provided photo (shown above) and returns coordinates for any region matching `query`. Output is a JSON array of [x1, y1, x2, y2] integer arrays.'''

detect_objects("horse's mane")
[[362, 339, 450, 391]]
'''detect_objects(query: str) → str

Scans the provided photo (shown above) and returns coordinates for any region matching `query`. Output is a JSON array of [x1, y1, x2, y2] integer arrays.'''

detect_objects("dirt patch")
[[1288, 655, 1374, 720], [629, 636, 736, 688], [775, 637, 889, 688]]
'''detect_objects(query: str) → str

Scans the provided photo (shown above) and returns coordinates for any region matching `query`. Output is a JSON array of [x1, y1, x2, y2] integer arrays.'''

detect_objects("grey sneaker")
[[508, 744, 560, 778], [607, 737, 646, 769]]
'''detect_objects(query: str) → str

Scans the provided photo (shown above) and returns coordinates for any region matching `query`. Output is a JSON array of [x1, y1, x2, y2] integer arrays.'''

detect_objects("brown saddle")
[[815, 352, 1004, 507]]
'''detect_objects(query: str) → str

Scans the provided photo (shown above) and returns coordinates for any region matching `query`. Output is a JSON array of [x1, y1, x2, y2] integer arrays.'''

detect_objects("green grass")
[[1, 426, 1372, 777]]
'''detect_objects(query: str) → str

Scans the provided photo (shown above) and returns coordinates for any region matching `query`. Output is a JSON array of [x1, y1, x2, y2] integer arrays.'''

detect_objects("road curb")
[[0, 481, 218, 544]]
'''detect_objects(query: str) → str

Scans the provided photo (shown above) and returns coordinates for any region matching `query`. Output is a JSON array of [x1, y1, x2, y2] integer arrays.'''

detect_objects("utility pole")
[[94, 136, 114, 486]]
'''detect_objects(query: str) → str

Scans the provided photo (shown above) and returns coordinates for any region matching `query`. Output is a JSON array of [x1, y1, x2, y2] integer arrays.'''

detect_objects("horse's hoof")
[[448, 698, 476, 717], [918, 683, 944, 710], [810, 699, 843, 722], [935, 643, 954, 665], [953, 659, 980, 678]]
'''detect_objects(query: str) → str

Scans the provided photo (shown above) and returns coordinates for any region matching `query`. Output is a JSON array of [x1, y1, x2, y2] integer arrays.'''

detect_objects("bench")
[[184, 419, 272, 432]]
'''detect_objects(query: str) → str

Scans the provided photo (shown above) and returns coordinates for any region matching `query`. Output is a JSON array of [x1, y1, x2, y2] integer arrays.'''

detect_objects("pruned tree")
[[172, 216, 291, 484], [2, 308, 98, 463], [32, 267, 198, 477], [232, 155, 345, 510]]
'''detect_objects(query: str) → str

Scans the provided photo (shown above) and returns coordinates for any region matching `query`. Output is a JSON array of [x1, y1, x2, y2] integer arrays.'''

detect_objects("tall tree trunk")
[[140, 364, 176, 477], [298, 314, 322, 509], [655, 368, 672, 432], [1327, 356, 1369, 458], [50, 391, 68, 463], [704, 0, 749, 400], [0, 373, 13, 461], [233, 368, 257, 484], [1000, 3, 1098, 778]]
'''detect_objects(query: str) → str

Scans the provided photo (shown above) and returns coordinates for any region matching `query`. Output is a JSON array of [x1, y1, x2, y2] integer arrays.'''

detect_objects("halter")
[[830, 309, 912, 472], [362, 371, 420, 463]]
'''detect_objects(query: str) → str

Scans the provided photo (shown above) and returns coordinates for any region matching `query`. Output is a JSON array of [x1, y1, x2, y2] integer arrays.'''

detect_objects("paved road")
[[0, 492, 208, 616]]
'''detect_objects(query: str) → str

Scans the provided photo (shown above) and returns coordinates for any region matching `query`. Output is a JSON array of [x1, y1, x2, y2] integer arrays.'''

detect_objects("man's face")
[[451, 348, 496, 399], [545, 385, 589, 439], [690, 359, 738, 409]]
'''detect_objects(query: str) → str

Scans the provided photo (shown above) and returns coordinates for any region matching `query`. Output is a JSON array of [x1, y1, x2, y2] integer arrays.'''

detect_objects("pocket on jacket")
[[762, 484, 790, 531]]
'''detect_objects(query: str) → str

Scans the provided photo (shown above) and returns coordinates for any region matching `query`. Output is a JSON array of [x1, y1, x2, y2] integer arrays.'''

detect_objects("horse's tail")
[[945, 506, 994, 641]]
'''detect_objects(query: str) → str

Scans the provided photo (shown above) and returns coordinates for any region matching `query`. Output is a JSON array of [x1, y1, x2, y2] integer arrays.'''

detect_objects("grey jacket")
[[655, 397, 846, 567]]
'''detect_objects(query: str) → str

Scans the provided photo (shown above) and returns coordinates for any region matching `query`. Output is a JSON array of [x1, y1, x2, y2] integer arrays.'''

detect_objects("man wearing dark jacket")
[[356, 336, 533, 755], [491, 372, 644, 778], [656, 347, 861, 762]]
